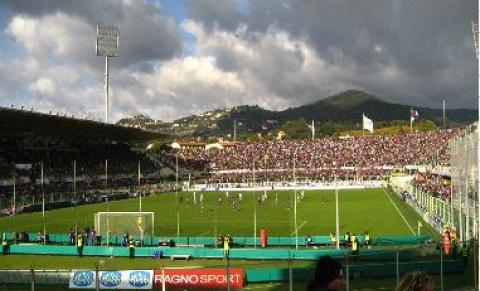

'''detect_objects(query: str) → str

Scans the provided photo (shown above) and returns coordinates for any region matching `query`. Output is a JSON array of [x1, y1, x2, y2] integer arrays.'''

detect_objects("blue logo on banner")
[[100, 271, 122, 287], [129, 271, 150, 287], [72, 271, 94, 287]]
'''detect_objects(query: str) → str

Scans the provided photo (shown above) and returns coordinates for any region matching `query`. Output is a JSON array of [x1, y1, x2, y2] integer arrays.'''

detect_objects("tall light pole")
[[176, 153, 180, 239], [12, 166, 16, 244], [471, 20, 479, 289], [96, 24, 119, 123], [104, 159, 110, 245], [138, 160, 142, 212], [41, 162, 46, 245], [73, 160, 78, 243], [253, 162, 256, 249], [171, 143, 181, 240], [293, 151, 298, 250], [95, 260, 105, 291]]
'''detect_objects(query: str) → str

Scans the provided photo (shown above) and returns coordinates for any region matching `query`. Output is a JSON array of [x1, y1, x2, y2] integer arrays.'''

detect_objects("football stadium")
[[0, 1, 479, 291], [0, 106, 478, 290]]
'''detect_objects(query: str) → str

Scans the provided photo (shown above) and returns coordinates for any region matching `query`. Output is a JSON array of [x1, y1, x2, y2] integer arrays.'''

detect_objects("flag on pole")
[[410, 109, 420, 122], [362, 114, 373, 132], [410, 108, 420, 133], [311, 120, 315, 140]]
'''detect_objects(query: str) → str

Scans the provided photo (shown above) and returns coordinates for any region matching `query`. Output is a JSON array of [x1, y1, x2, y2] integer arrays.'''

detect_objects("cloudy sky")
[[0, 0, 476, 122]]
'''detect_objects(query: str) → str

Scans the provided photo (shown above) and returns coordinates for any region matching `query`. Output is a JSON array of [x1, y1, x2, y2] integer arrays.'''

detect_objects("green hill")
[[214, 90, 476, 136], [136, 90, 476, 138]]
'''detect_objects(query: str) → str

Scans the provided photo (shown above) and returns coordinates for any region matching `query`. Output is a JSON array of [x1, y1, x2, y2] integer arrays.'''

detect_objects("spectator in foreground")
[[396, 271, 434, 291], [307, 255, 345, 290]]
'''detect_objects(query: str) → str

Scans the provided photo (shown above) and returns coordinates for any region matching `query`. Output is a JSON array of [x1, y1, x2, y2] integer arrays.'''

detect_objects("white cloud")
[[0, 0, 475, 124], [29, 77, 56, 95], [6, 13, 92, 61]]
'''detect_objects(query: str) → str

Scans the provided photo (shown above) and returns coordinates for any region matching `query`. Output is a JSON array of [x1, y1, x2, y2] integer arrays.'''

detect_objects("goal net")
[[94, 212, 154, 239]]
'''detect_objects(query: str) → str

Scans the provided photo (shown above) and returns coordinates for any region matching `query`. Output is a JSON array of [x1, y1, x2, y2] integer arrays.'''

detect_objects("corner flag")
[[362, 114, 373, 132], [417, 220, 423, 236]]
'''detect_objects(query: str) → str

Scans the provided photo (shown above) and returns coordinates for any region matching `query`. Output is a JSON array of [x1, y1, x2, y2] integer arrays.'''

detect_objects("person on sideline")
[[77, 233, 83, 257]]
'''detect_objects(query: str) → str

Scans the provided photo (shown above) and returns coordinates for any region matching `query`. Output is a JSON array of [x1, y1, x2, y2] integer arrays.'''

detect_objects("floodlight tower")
[[96, 24, 119, 123]]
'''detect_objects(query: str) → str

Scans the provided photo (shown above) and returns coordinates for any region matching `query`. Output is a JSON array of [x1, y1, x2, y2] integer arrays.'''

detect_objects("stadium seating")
[[163, 129, 457, 182]]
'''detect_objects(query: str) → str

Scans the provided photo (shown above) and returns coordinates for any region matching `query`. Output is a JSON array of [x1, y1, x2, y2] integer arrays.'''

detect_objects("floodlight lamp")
[[96, 24, 119, 57], [471, 22, 479, 58]]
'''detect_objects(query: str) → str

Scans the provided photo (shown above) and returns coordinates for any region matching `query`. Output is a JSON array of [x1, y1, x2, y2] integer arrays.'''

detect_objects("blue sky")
[[0, 0, 477, 122]]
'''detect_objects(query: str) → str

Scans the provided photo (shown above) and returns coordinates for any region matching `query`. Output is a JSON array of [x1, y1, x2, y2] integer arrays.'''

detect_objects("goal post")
[[94, 212, 154, 242]]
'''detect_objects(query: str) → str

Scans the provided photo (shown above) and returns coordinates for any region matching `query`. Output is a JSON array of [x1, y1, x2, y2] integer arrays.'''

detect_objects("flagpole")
[[73, 160, 77, 243], [362, 113, 365, 137], [233, 120, 237, 141], [13, 165, 16, 243], [138, 160, 141, 212], [410, 108, 413, 134], [442, 99, 446, 128], [41, 162, 46, 245], [105, 159, 109, 246], [253, 162, 256, 249], [311, 120, 315, 141], [335, 173, 340, 249], [293, 151, 298, 250]]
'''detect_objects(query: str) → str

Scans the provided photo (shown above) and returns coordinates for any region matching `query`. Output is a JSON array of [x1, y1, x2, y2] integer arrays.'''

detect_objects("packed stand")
[[164, 129, 458, 182], [412, 172, 451, 201], [0, 141, 161, 216]]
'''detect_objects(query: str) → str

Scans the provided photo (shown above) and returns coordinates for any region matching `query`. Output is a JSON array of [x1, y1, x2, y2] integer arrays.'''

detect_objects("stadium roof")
[[0, 107, 169, 144]]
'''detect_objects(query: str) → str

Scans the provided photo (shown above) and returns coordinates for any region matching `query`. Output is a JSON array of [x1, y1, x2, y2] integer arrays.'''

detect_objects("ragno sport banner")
[[69, 270, 153, 289], [153, 268, 244, 289]]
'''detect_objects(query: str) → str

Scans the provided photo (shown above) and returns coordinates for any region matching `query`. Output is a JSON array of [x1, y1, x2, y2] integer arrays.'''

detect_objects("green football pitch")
[[0, 189, 470, 290], [0, 187, 438, 238]]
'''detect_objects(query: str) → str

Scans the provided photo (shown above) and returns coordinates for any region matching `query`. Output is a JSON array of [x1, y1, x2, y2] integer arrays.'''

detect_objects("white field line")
[[290, 221, 307, 236], [382, 188, 415, 235]]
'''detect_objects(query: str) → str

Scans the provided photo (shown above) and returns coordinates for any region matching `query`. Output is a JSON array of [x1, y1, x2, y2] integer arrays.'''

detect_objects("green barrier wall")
[[245, 260, 464, 282], [1, 231, 431, 247], [373, 235, 431, 245], [7, 245, 428, 262]]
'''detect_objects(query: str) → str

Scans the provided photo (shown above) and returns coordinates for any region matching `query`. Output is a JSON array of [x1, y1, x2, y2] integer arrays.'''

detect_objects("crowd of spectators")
[[412, 172, 451, 201], [163, 129, 458, 182], [0, 128, 461, 214], [206, 168, 390, 184], [0, 141, 162, 214]]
